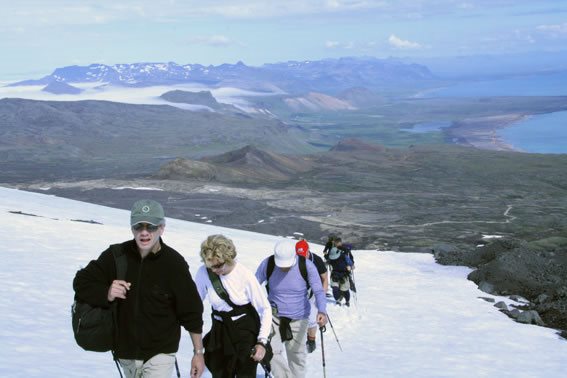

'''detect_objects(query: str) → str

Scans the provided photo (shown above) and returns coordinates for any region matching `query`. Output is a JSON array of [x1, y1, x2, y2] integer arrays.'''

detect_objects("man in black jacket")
[[74, 199, 205, 378]]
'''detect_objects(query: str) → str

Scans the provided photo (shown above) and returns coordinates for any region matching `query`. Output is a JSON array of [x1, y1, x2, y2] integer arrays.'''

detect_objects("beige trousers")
[[119, 353, 176, 378], [270, 316, 309, 378]]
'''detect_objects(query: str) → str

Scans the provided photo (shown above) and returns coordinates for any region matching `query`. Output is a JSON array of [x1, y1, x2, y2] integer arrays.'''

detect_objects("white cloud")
[[0, 1, 552, 29], [323, 40, 360, 49], [0, 1, 466, 27], [537, 23, 567, 34], [388, 34, 421, 49], [325, 40, 379, 51], [188, 35, 235, 47]]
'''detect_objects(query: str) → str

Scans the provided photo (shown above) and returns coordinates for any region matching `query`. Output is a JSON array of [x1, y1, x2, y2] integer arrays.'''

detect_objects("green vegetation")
[[251, 95, 567, 149]]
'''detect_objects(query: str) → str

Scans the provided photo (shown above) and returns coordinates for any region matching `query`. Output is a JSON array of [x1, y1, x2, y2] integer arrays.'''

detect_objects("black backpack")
[[72, 244, 127, 353]]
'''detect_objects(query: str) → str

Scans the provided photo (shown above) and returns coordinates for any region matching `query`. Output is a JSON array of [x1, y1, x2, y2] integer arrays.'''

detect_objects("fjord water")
[[428, 71, 567, 98], [497, 111, 567, 154], [424, 71, 567, 153]]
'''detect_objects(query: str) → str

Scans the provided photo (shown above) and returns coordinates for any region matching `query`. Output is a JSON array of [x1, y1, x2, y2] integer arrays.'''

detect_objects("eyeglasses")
[[209, 261, 225, 270], [132, 223, 160, 232]]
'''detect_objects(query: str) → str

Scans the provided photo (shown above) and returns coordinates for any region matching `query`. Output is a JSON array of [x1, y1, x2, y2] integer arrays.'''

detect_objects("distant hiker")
[[256, 239, 328, 378], [295, 239, 328, 354], [327, 244, 354, 306], [195, 234, 272, 378], [322, 234, 336, 261], [334, 237, 355, 269], [73, 199, 205, 378]]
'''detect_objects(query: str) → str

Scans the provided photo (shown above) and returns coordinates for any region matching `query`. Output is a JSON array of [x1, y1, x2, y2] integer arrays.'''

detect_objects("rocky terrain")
[[435, 237, 567, 339], [157, 145, 314, 184], [12, 140, 567, 254]]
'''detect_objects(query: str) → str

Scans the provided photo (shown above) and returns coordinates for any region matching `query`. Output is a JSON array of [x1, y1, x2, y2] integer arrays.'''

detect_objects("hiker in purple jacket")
[[255, 239, 328, 378]]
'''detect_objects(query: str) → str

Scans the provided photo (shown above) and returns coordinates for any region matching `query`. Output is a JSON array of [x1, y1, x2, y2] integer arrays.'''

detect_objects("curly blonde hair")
[[200, 234, 237, 265]]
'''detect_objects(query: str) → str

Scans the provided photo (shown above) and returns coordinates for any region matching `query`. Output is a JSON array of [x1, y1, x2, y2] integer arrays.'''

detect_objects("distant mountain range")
[[10, 57, 436, 94]]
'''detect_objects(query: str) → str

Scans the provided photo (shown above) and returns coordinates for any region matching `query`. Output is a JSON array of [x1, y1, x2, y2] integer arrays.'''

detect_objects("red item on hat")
[[295, 239, 309, 257]]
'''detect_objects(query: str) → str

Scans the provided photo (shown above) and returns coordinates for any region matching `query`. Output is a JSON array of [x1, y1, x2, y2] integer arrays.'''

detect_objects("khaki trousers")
[[270, 316, 309, 378], [119, 353, 176, 378]]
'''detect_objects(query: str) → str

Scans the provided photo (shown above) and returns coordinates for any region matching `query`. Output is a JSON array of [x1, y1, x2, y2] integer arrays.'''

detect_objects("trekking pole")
[[320, 326, 327, 378], [350, 271, 358, 306], [251, 346, 274, 378], [326, 314, 343, 352], [260, 362, 274, 378]]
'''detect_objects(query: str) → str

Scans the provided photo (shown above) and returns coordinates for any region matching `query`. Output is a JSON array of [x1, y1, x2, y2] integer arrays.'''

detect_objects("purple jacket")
[[256, 256, 327, 320]]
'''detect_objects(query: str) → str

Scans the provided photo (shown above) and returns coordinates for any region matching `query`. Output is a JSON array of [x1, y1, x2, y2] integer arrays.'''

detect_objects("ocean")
[[421, 71, 567, 153], [497, 111, 567, 154]]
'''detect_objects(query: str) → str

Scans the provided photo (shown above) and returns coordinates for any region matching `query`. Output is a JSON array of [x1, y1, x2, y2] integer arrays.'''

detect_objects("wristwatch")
[[193, 347, 205, 355], [256, 338, 268, 348]]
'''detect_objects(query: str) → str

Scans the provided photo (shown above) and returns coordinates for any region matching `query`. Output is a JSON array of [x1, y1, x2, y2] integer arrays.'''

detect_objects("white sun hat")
[[274, 239, 297, 268]]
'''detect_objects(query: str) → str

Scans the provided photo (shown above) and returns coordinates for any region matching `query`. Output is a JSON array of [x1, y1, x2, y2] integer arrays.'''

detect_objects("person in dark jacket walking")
[[322, 234, 336, 261], [73, 199, 205, 378], [327, 246, 353, 306], [334, 237, 355, 269]]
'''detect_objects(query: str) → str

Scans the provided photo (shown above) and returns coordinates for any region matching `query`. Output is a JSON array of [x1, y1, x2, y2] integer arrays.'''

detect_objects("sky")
[[1, 186, 567, 377], [2, 0, 567, 81]]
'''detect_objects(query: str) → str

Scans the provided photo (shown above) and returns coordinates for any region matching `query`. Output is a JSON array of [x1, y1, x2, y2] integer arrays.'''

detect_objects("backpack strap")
[[108, 244, 127, 377], [207, 268, 238, 308], [297, 256, 313, 298], [267, 255, 276, 281], [298, 255, 308, 285], [110, 244, 127, 280]]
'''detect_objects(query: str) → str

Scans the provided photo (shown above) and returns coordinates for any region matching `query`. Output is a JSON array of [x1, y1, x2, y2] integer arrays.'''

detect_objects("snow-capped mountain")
[[9, 57, 436, 94]]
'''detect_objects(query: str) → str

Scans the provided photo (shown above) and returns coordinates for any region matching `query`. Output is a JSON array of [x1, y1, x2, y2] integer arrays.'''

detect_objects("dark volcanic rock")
[[329, 138, 387, 153], [435, 237, 567, 338], [467, 247, 560, 297], [157, 145, 314, 184], [435, 238, 525, 268]]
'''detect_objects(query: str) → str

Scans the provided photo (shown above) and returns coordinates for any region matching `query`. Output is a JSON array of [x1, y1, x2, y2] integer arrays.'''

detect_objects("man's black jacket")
[[73, 239, 203, 360]]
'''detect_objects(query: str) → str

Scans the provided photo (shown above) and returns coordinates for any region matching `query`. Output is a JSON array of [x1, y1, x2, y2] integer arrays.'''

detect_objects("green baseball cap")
[[130, 199, 165, 226]]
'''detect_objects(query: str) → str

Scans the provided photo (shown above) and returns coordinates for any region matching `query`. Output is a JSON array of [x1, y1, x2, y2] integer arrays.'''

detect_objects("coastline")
[[444, 114, 527, 152]]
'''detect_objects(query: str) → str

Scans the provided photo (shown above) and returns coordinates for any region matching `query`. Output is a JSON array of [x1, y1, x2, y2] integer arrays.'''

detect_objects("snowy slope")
[[0, 187, 566, 378]]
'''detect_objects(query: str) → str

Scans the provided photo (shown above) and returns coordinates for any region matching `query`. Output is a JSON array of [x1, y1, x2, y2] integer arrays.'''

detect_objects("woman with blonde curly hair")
[[195, 234, 272, 378]]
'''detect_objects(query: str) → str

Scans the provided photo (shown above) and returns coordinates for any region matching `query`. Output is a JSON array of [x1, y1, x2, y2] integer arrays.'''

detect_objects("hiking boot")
[[306, 339, 316, 353], [345, 301, 350, 307], [335, 300, 342, 306]]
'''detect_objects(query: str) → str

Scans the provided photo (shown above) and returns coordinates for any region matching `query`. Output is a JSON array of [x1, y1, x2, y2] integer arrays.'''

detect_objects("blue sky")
[[2, 0, 567, 80]]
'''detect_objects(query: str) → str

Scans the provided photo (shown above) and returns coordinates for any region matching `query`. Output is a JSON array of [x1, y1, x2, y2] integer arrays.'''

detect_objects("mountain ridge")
[[157, 145, 314, 184], [8, 57, 436, 94]]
